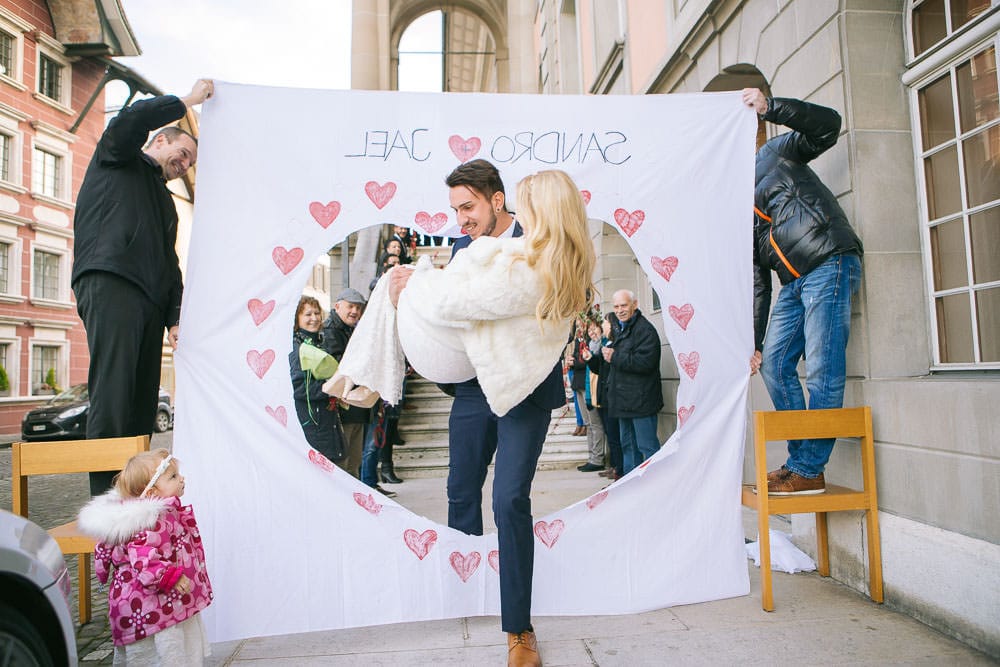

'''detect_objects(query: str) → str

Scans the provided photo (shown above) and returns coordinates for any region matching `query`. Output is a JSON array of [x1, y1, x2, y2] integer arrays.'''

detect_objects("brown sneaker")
[[767, 467, 790, 483], [507, 630, 541, 667], [768, 471, 825, 495]]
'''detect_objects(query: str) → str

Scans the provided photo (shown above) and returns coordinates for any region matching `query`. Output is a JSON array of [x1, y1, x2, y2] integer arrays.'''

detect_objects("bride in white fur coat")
[[325, 169, 596, 418]]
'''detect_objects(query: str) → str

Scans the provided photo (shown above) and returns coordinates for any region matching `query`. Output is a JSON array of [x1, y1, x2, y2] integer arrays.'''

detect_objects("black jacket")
[[604, 311, 663, 419], [289, 330, 345, 461], [569, 334, 589, 392], [753, 97, 863, 350], [321, 311, 371, 424], [71, 95, 188, 327]]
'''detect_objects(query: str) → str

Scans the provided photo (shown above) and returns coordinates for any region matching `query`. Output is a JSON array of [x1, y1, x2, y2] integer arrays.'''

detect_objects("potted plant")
[[39, 368, 60, 395], [0, 365, 9, 397]]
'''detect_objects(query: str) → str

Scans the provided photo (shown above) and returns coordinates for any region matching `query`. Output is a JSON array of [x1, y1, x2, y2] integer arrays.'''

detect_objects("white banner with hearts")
[[175, 82, 758, 642]]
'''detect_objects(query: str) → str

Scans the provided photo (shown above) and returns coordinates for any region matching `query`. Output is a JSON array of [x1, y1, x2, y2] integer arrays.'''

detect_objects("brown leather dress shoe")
[[768, 471, 825, 495], [507, 630, 541, 667]]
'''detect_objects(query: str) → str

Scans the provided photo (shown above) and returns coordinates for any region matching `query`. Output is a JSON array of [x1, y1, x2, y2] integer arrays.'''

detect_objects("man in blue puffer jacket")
[[744, 88, 864, 496]]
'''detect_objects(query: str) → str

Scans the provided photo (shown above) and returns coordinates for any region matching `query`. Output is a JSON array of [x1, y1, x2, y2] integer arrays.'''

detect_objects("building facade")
[[354, 0, 1000, 655], [0, 0, 142, 435]]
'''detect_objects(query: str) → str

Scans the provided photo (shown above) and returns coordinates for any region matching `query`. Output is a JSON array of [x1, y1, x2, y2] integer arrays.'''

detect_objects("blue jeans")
[[619, 414, 659, 475], [360, 421, 379, 486], [760, 253, 862, 478]]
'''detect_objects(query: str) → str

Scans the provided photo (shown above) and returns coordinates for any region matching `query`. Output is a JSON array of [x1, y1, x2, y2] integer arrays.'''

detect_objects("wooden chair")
[[741, 407, 882, 611], [11, 435, 150, 624]]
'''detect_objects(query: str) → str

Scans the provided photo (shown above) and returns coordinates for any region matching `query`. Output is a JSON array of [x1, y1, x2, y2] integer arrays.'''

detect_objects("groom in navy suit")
[[390, 159, 562, 665]]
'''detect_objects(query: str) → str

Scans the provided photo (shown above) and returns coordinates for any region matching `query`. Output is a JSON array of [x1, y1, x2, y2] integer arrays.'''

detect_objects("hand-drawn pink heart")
[[403, 528, 438, 560], [678, 351, 700, 379], [580, 190, 591, 205], [448, 135, 482, 162], [586, 490, 608, 510], [415, 211, 448, 234], [534, 519, 564, 549], [364, 181, 396, 210], [265, 405, 286, 426], [272, 246, 303, 275], [669, 303, 695, 330], [651, 256, 678, 282], [678, 405, 696, 428], [247, 298, 275, 326], [308, 201, 341, 228], [613, 208, 645, 237], [308, 449, 336, 473], [353, 492, 382, 516], [487, 549, 500, 574], [449, 551, 481, 583], [246, 349, 275, 379]]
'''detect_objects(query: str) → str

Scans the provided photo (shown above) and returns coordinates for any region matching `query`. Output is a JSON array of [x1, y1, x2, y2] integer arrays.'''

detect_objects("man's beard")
[[482, 209, 498, 237]]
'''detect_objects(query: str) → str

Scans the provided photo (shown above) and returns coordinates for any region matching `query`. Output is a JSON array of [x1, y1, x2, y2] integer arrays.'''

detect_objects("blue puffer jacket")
[[753, 97, 863, 350]]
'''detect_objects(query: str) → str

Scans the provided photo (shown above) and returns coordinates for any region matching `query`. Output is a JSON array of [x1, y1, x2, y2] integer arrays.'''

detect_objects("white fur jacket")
[[325, 236, 569, 416]]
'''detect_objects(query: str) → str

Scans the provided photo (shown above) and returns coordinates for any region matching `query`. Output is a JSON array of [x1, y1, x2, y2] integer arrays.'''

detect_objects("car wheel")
[[155, 409, 171, 433], [0, 601, 54, 667]]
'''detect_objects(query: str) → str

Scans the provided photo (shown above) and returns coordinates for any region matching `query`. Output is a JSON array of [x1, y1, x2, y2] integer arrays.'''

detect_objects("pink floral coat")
[[77, 491, 213, 646]]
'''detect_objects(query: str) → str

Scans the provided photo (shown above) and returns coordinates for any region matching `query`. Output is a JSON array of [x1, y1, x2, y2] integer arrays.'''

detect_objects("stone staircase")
[[392, 375, 592, 478]]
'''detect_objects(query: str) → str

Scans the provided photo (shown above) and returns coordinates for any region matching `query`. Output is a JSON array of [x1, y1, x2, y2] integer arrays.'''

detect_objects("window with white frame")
[[911, 24, 1000, 365], [0, 30, 13, 79], [0, 240, 9, 292], [31, 343, 61, 394], [31, 146, 60, 198], [31, 247, 64, 302], [0, 7, 29, 88], [34, 34, 71, 110], [911, 0, 995, 57]]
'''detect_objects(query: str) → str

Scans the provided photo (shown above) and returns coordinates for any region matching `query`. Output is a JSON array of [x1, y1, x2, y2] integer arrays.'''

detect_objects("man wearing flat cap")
[[322, 288, 371, 476]]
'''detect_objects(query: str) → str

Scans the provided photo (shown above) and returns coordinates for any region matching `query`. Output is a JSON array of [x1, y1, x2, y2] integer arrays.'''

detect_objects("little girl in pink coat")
[[78, 448, 213, 665]]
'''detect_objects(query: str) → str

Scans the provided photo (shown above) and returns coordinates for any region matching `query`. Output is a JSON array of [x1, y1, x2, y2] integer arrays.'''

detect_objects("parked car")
[[0, 509, 77, 666], [20, 384, 173, 441]]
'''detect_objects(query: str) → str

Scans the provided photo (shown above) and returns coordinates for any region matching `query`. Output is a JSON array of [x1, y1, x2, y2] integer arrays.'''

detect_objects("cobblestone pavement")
[[0, 432, 172, 664]]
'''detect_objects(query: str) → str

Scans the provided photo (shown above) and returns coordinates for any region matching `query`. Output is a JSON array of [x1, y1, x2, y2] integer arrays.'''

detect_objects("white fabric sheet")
[[174, 82, 758, 642]]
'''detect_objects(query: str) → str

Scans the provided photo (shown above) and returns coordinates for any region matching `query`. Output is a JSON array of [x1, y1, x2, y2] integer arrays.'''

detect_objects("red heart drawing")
[[308, 449, 336, 473], [669, 303, 695, 330], [613, 208, 645, 237], [247, 298, 275, 326], [403, 528, 438, 560], [651, 256, 678, 282], [580, 190, 591, 205], [533, 519, 564, 549], [308, 201, 341, 228], [449, 551, 481, 583], [353, 492, 383, 516], [678, 351, 700, 379], [678, 405, 696, 428], [586, 490, 608, 510], [272, 246, 304, 275], [364, 181, 397, 210], [414, 211, 449, 234], [246, 349, 275, 379], [265, 405, 287, 426], [487, 549, 500, 574], [448, 135, 482, 162]]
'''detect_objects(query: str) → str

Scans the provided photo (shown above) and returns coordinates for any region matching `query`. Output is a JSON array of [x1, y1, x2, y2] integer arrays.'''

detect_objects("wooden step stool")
[[741, 406, 883, 611]]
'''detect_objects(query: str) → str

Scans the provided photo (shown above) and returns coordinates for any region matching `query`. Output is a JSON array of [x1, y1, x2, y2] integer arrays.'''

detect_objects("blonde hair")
[[114, 448, 171, 499], [516, 170, 596, 325]]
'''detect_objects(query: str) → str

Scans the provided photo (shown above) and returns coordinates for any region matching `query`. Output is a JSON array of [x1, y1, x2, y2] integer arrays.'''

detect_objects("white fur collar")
[[77, 489, 174, 545]]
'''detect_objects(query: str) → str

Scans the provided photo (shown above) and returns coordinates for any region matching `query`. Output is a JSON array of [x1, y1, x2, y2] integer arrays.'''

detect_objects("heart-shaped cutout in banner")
[[272, 246, 304, 275], [669, 303, 695, 330], [308, 201, 341, 229], [265, 405, 286, 426], [247, 298, 275, 326], [448, 135, 481, 162], [414, 211, 449, 234], [678, 351, 700, 379], [651, 256, 678, 282], [533, 519, 564, 549], [353, 492, 383, 516], [613, 208, 645, 237], [365, 181, 397, 210], [403, 528, 438, 560], [449, 551, 481, 583], [246, 349, 275, 379]]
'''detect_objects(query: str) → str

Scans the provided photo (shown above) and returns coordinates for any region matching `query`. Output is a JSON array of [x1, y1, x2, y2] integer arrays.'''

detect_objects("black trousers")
[[74, 272, 165, 495]]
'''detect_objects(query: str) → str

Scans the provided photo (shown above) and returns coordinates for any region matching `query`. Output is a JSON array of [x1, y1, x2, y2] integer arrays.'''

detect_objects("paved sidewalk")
[[2, 443, 993, 664]]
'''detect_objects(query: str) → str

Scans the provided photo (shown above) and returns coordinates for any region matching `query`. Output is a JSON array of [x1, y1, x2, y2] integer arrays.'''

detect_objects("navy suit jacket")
[[449, 221, 565, 411]]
